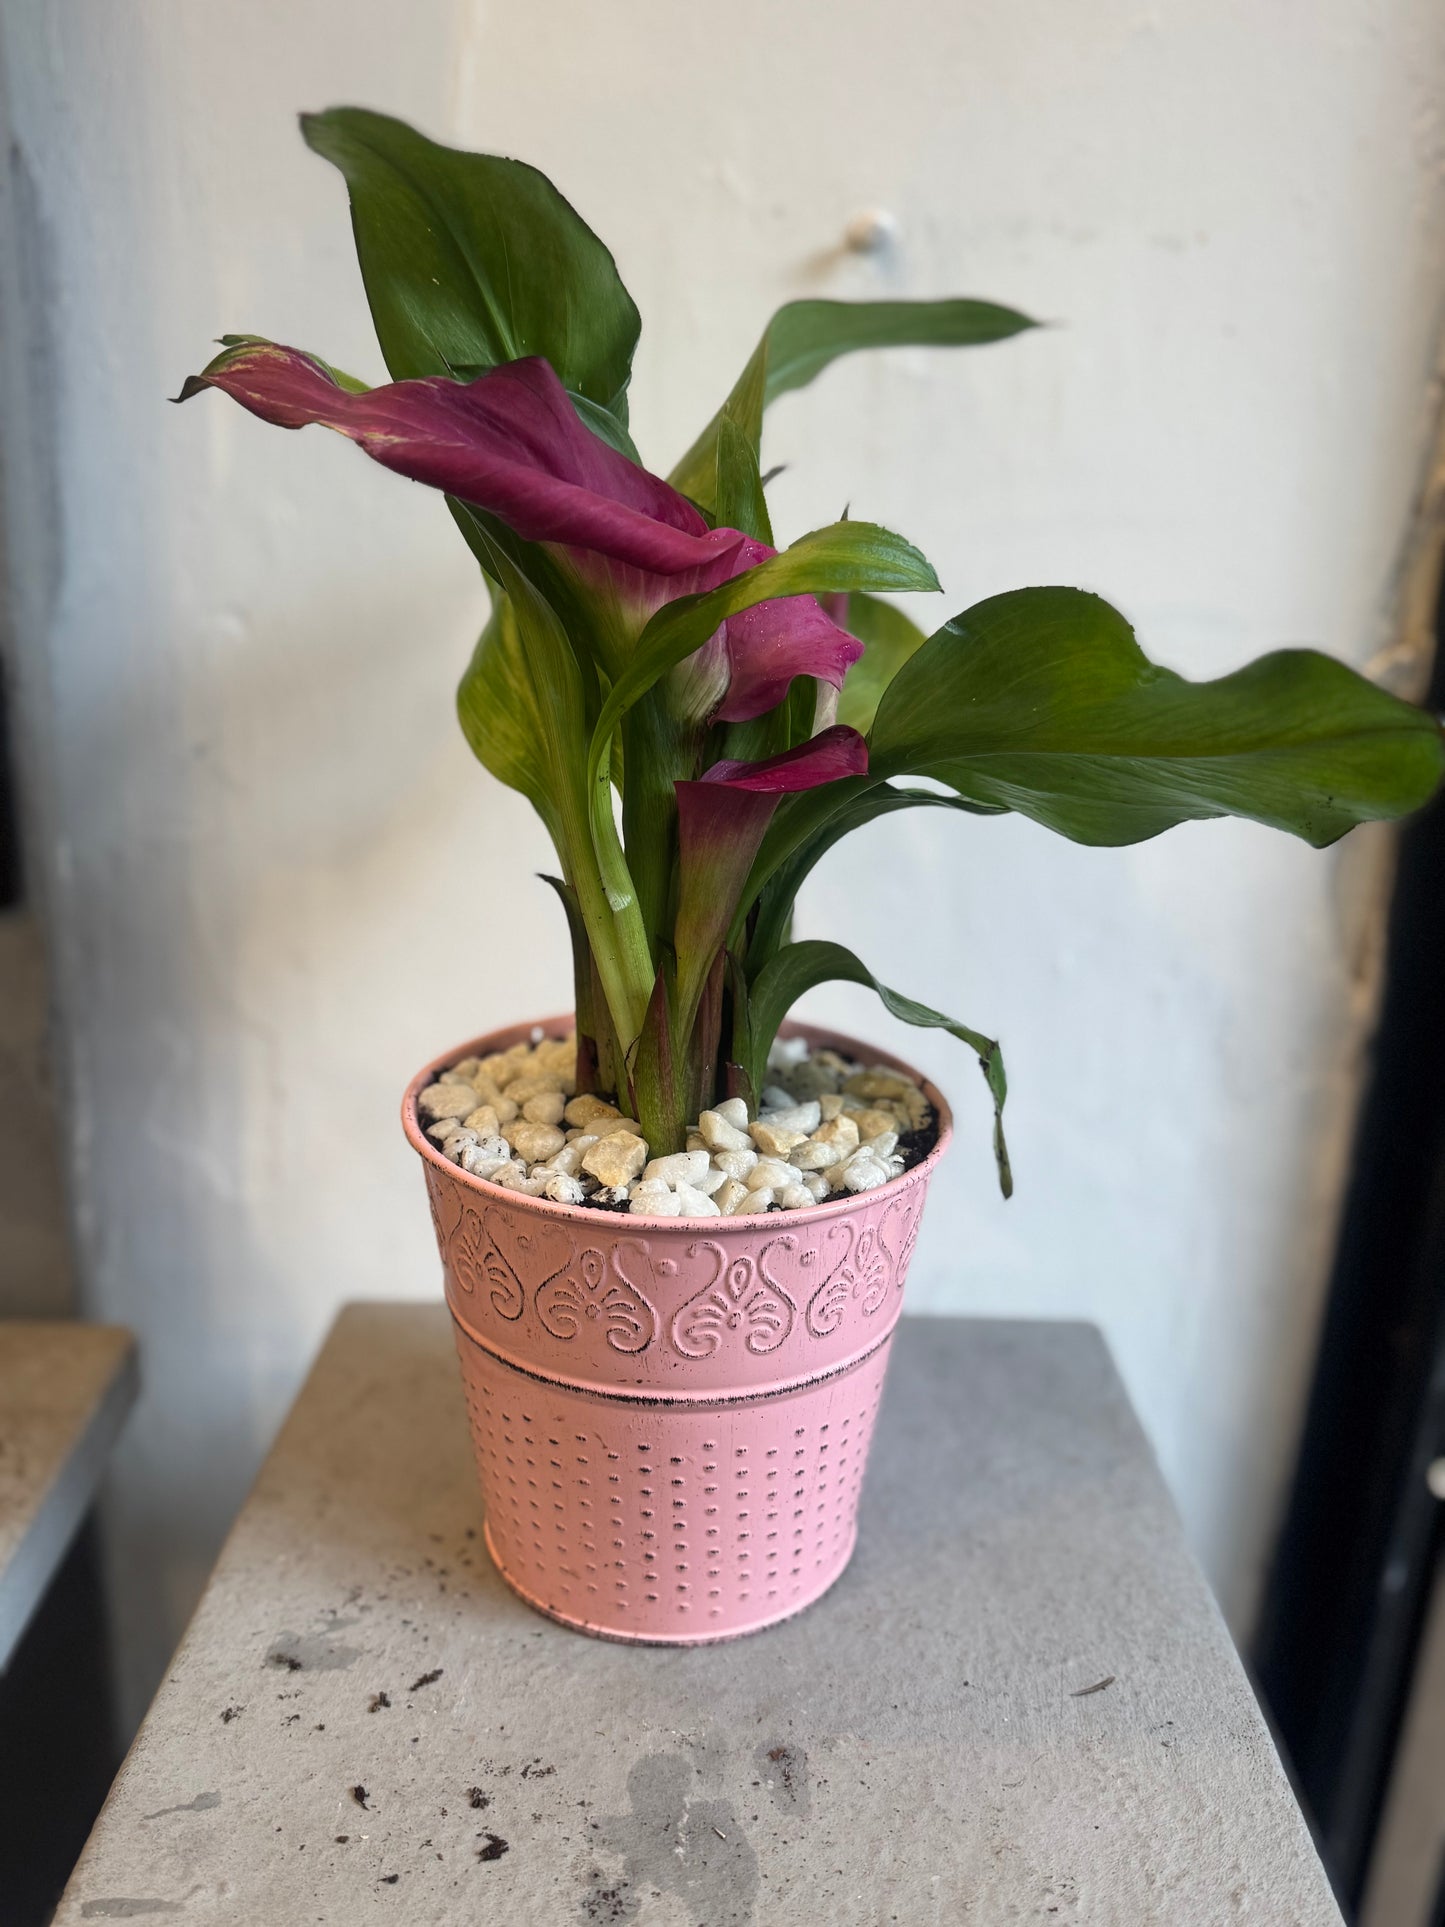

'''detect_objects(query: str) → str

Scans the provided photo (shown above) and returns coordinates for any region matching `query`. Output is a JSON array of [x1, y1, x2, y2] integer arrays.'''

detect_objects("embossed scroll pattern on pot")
[[425, 1161, 927, 1369]]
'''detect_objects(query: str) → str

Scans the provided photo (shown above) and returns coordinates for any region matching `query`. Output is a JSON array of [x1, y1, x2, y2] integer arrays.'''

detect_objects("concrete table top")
[[0, 1321, 137, 1670], [57, 1305, 1339, 1925]]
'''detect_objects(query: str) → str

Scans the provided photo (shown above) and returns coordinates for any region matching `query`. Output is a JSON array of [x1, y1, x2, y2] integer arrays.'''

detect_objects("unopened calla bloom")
[[179, 343, 862, 722]]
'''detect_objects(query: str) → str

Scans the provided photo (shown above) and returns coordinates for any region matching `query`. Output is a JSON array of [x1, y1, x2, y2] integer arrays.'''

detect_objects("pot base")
[[482, 1518, 858, 1645], [452, 1318, 892, 1642]]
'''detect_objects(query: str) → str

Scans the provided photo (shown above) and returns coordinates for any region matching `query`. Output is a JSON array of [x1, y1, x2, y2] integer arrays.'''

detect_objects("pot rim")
[[401, 1013, 954, 1231]]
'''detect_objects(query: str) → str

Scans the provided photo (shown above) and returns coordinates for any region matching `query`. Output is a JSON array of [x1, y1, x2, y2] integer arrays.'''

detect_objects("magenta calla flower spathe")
[[180, 343, 862, 722], [670, 726, 870, 1027]]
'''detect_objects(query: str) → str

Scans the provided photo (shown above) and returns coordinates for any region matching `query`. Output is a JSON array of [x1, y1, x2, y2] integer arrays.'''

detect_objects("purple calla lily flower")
[[671, 726, 869, 1027], [179, 343, 862, 721]]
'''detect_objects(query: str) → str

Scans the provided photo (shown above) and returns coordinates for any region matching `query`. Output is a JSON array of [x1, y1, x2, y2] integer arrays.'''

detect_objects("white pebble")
[[686, 1131, 708, 1154], [799, 1170, 829, 1201], [673, 1183, 722, 1217], [738, 1187, 775, 1214], [759, 1084, 796, 1112], [629, 1182, 680, 1217], [714, 1096, 750, 1131], [486, 1159, 533, 1190], [643, 1150, 711, 1188], [711, 1147, 758, 1183], [862, 1130, 899, 1159], [428, 1118, 469, 1145], [763, 1100, 822, 1135], [690, 1164, 728, 1196], [841, 1153, 889, 1193], [543, 1173, 587, 1207], [769, 1037, 809, 1068], [777, 1183, 815, 1210], [748, 1157, 796, 1192], [698, 1109, 752, 1154]]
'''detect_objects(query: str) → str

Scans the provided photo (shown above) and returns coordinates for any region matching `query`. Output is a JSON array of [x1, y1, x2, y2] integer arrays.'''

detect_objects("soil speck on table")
[[351, 1785, 369, 1809], [476, 1832, 509, 1862], [409, 1668, 443, 1692]]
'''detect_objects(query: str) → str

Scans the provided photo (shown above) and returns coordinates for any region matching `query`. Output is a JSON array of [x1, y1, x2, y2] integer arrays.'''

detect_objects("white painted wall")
[[3, 0, 1443, 1726]]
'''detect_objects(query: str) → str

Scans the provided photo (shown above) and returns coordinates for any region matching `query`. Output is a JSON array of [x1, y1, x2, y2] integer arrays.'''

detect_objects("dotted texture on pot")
[[453, 1323, 891, 1642]]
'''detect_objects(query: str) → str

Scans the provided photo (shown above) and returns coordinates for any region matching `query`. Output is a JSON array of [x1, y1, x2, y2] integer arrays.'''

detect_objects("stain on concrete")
[[263, 1629, 361, 1672], [79, 1905, 184, 1920], [755, 1741, 811, 1819], [583, 1751, 758, 1925], [141, 1791, 221, 1822]]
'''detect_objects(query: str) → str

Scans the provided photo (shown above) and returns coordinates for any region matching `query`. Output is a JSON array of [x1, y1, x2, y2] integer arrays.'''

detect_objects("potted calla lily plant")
[[181, 108, 1444, 1643]]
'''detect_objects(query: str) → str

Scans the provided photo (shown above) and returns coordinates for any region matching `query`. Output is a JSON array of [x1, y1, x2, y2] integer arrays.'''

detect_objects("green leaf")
[[835, 593, 931, 734], [301, 106, 640, 423], [456, 589, 559, 836], [743, 784, 1003, 969], [746, 938, 1011, 1197], [870, 588, 1445, 847], [713, 414, 773, 546], [671, 297, 1037, 509], [585, 520, 940, 908]]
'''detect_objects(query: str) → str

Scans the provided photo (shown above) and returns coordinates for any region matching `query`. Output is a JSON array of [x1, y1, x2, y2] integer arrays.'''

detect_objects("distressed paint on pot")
[[402, 1016, 952, 1641]]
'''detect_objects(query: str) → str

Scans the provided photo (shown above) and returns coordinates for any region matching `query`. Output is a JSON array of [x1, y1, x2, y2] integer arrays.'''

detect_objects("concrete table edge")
[[0, 1322, 139, 1672]]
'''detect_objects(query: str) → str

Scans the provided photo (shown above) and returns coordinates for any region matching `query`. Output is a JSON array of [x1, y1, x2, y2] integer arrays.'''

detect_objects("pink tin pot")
[[402, 1015, 952, 1643]]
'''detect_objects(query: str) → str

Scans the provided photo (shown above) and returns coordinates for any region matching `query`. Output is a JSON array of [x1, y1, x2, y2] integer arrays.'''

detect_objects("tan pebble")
[[844, 1069, 917, 1102], [814, 1113, 861, 1152], [522, 1091, 567, 1127], [581, 1132, 649, 1187], [510, 1121, 566, 1162], [419, 1082, 481, 1122], [850, 1107, 899, 1143], [789, 1139, 844, 1172], [450, 1057, 483, 1080], [426, 1118, 465, 1144], [749, 1119, 807, 1158], [491, 1094, 520, 1126], [818, 1093, 846, 1121], [462, 1104, 501, 1140], [506, 1072, 569, 1104], [686, 1131, 708, 1154], [564, 1094, 621, 1128], [714, 1177, 750, 1214]]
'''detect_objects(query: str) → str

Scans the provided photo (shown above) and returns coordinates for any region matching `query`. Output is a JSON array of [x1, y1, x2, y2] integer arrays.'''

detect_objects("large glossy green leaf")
[[670, 297, 1037, 509], [301, 107, 640, 423], [835, 592, 930, 733], [869, 588, 1445, 847], [745, 939, 1011, 1197], [585, 520, 940, 908]]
